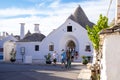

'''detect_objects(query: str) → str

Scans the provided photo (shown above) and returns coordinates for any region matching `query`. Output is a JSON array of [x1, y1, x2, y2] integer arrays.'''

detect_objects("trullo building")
[[16, 5, 94, 63]]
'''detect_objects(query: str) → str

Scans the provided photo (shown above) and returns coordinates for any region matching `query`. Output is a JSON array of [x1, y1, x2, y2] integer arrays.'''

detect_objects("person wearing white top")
[[52, 51, 57, 65]]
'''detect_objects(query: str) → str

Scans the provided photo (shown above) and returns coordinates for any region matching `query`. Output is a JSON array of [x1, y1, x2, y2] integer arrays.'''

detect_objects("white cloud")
[[0, 0, 116, 36], [38, 2, 46, 7], [0, 8, 49, 17], [80, 0, 115, 23], [48, 0, 61, 8]]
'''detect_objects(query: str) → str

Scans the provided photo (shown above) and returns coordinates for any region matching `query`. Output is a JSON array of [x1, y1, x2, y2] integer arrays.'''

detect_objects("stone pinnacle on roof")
[[25, 30, 31, 37], [68, 5, 94, 29]]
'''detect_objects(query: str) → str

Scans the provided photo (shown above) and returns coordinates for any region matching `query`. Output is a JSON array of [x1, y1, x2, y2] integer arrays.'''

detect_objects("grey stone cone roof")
[[68, 5, 94, 29], [18, 33, 46, 42]]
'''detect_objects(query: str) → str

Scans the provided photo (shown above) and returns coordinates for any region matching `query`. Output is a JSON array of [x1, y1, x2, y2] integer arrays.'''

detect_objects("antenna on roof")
[[107, 0, 113, 17]]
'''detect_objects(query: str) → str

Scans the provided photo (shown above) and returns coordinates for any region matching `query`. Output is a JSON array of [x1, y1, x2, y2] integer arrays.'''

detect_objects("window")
[[67, 26, 72, 32], [0, 48, 3, 52], [35, 45, 39, 51], [85, 45, 91, 52], [49, 45, 54, 51], [0, 55, 3, 60]]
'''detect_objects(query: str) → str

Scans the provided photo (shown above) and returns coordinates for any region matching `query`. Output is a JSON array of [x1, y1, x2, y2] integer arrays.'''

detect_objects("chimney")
[[115, 0, 120, 24], [20, 23, 25, 39], [34, 24, 40, 33], [6, 32, 9, 36], [3, 32, 5, 37]]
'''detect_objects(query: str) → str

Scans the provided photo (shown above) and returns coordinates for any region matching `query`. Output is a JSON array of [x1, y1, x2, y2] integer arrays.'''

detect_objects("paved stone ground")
[[0, 62, 87, 80], [77, 69, 91, 80]]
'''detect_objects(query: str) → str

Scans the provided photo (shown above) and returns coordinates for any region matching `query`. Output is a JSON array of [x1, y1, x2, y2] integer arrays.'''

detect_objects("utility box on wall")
[[24, 56, 32, 63]]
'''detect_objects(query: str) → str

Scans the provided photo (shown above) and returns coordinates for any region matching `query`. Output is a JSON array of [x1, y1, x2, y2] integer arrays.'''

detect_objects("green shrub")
[[44, 53, 51, 64], [87, 56, 91, 62], [82, 56, 88, 65], [82, 56, 87, 59], [82, 59, 88, 65]]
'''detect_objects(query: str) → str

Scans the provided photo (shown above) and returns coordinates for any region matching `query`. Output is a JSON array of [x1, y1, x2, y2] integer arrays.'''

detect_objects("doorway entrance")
[[67, 40, 76, 51]]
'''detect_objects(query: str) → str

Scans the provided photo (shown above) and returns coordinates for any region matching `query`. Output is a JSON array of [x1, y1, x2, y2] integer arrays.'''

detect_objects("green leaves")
[[86, 14, 109, 51], [87, 14, 109, 80]]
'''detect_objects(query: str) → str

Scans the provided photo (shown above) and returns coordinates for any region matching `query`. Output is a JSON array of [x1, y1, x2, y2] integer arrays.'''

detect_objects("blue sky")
[[0, 0, 95, 8], [0, 0, 116, 36]]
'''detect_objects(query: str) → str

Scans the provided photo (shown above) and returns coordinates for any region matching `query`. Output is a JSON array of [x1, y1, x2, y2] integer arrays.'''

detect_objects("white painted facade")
[[101, 35, 120, 80], [16, 6, 94, 63], [16, 42, 44, 63], [40, 19, 93, 61], [16, 18, 93, 63]]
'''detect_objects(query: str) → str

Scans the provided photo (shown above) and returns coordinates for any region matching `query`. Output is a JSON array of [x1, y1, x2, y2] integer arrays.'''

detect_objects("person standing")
[[66, 50, 71, 69], [71, 49, 75, 61], [61, 49, 66, 68], [52, 51, 57, 65], [75, 51, 78, 60]]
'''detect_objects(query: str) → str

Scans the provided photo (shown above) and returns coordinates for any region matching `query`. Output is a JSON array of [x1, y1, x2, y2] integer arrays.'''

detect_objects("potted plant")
[[10, 58, 16, 62], [82, 56, 88, 65], [44, 53, 52, 64], [87, 56, 91, 62], [10, 49, 16, 62]]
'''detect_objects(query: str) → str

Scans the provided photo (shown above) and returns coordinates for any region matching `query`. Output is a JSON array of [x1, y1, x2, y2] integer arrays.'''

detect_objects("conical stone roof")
[[18, 33, 46, 42], [68, 5, 94, 29]]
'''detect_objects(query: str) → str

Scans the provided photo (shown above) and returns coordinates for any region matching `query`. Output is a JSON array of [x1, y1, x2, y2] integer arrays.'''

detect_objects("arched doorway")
[[66, 40, 76, 51]]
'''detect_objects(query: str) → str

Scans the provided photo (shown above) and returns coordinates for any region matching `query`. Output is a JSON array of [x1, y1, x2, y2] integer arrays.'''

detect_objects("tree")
[[86, 14, 109, 80], [87, 14, 109, 59]]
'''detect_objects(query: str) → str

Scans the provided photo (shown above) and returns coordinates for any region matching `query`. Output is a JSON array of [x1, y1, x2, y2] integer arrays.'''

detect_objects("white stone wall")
[[40, 19, 93, 62], [16, 19, 93, 63], [101, 35, 120, 80], [16, 42, 45, 63]]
